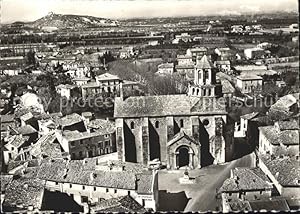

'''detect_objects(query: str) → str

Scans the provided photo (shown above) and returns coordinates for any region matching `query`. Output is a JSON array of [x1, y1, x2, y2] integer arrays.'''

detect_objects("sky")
[[1, 0, 298, 23]]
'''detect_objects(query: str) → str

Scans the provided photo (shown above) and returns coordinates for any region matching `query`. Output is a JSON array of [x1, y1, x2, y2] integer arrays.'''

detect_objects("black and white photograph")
[[0, 0, 299, 212]]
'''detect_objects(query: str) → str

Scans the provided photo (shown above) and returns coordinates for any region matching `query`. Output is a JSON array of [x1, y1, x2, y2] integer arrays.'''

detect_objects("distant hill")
[[27, 12, 119, 30]]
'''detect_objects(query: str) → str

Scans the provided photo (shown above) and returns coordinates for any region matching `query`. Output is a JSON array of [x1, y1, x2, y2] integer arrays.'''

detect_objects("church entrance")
[[177, 147, 189, 168]]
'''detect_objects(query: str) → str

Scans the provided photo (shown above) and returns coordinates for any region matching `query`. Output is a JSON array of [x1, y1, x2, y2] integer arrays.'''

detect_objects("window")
[[207, 89, 211, 96], [105, 141, 110, 147], [98, 142, 103, 148], [130, 121, 135, 129], [9, 153, 12, 159], [180, 119, 184, 128], [104, 134, 109, 138], [82, 186, 85, 190], [203, 119, 209, 126], [114, 189, 117, 194], [155, 121, 159, 128], [81, 196, 88, 203], [70, 184, 72, 188], [79, 151, 83, 157], [106, 188, 109, 193], [204, 70, 209, 81], [55, 182, 58, 185], [71, 142, 75, 147], [128, 191, 130, 195], [80, 140, 83, 145], [229, 193, 232, 196], [94, 187, 97, 191]]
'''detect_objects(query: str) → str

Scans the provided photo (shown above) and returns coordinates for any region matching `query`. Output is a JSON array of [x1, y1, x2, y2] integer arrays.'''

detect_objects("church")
[[114, 55, 232, 169]]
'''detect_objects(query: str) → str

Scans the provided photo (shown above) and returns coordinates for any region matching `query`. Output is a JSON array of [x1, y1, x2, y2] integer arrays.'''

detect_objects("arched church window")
[[155, 121, 159, 128], [130, 121, 135, 129], [180, 119, 184, 128], [192, 88, 195, 95], [196, 89, 199, 95]]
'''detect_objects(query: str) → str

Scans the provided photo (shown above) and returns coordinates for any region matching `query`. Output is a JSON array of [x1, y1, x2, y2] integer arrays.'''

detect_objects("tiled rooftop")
[[90, 195, 147, 212], [96, 72, 120, 81], [0, 174, 13, 192], [87, 119, 115, 134], [34, 159, 152, 191], [260, 155, 300, 187], [259, 126, 299, 145], [276, 120, 299, 131], [5, 135, 30, 149], [236, 74, 263, 80], [57, 113, 83, 127], [114, 95, 226, 118], [220, 79, 235, 94], [62, 130, 103, 142], [3, 177, 45, 210], [269, 93, 299, 112], [1, 114, 15, 123], [241, 112, 260, 120], [219, 167, 272, 193], [158, 63, 174, 69], [12, 125, 37, 135], [29, 131, 63, 159], [249, 198, 290, 211], [227, 199, 252, 212]]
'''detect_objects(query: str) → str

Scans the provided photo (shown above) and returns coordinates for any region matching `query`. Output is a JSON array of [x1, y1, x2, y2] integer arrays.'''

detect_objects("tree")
[[26, 50, 35, 65]]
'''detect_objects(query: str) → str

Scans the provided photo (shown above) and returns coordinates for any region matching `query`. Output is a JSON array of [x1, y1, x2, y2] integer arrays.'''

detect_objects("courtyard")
[[157, 152, 256, 211]]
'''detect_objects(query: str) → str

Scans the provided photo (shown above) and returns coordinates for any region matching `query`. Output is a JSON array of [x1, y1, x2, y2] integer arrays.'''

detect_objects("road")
[[158, 152, 255, 212]]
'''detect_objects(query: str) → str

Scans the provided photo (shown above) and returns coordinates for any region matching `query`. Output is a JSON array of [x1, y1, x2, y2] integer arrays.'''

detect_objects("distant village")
[[0, 12, 299, 212]]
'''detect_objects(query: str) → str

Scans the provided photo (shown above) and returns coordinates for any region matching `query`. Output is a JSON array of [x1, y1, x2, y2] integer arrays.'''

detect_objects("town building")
[[73, 77, 91, 86], [0, 174, 13, 211], [186, 47, 208, 61], [177, 55, 193, 66], [32, 159, 159, 211], [114, 55, 231, 169], [214, 47, 232, 61], [234, 112, 260, 138], [0, 115, 16, 137], [236, 75, 263, 94], [119, 47, 135, 59], [258, 155, 300, 199], [156, 63, 174, 75], [244, 47, 271, 60], [214, 60, 231, 73], [219, 79, 235, 98], [2, 177, 46, 212], [81, 73, 139, 99], [218, 167, 273, 212], [258, 120, 299, 157], [57, 113, 87, 132], [55, 119, 116, 159], [56, 84, 79, 100], [3, 135, 30, 164]]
